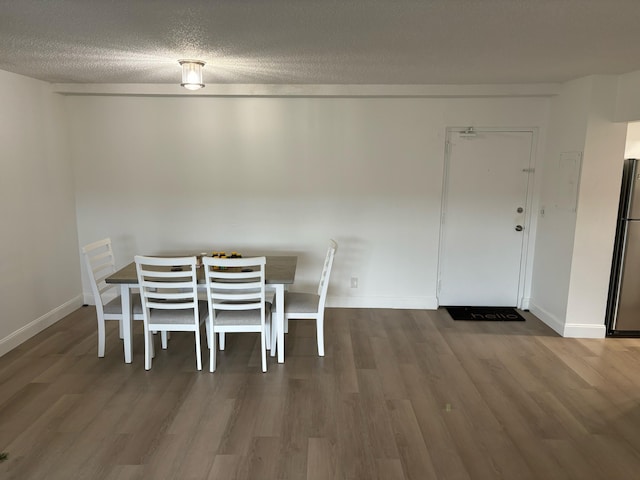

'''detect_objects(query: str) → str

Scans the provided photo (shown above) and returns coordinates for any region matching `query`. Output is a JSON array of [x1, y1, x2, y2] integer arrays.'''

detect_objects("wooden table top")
[[106, 255, 297, 285]]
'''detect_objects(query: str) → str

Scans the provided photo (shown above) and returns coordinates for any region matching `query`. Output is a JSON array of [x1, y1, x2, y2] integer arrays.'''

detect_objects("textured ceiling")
[[2, 0, 640, 85]]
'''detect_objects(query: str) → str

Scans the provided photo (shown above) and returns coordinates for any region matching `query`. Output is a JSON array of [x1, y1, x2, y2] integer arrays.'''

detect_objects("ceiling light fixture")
[[179, 60, 205, 90]]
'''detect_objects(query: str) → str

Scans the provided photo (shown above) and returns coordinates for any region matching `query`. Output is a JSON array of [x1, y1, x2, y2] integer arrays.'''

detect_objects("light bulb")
[[179, 60, 205, 90]]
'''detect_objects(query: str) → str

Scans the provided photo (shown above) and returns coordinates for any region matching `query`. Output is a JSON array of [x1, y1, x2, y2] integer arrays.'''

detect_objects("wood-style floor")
[[1, 307, 640, 479]]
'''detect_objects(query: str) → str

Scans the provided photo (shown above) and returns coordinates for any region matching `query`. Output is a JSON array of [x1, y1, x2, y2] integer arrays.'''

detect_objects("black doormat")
[[446, 306, 526, 321]]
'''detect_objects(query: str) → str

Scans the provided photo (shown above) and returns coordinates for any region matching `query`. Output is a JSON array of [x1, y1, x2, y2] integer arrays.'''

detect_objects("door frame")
[[437, 126, 539, 309]]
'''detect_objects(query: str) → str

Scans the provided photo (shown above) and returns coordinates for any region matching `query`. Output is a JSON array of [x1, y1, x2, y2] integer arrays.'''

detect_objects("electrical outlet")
[[350, 277, 358, 288]]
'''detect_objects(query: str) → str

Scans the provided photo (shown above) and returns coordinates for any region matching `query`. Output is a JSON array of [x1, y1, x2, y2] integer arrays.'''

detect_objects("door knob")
[[515, 225, 524, 232]]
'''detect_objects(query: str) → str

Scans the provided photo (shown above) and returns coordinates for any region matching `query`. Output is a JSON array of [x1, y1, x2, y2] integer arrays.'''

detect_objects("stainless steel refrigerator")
[[607, 158, 640, 335]]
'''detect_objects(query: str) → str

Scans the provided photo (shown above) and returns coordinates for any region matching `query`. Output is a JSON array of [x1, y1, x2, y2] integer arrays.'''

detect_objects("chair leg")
[[316, 314, 325, 357], [195, 330, 202, 371], [209, 321, 216, 373], [260, 330, 267, 372], [97, 317, 106, 358], [219, 332, 225, 350], [270, 313, 278, 357], [265, 320, 271, 350], [118, 319, 124, 339], [144, 326, 153, 370], [161, 331, 169, 349]]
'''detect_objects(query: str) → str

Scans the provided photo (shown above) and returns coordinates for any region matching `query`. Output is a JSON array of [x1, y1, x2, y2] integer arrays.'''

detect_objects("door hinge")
[[522, 168, 535, 173]]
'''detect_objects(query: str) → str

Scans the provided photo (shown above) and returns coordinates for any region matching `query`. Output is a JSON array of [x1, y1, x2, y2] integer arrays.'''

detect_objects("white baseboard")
[[0, 295, 84, 357], [562, 322, 606, 339], [528, 302, 565, 336], [83, 292, 94, 305], [528, 301, 606, 338], [327, 296, 439, 310]]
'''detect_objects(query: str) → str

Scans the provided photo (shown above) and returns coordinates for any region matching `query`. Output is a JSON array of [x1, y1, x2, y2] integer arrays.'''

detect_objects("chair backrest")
[[202, 256, 267, 324], [82, 238, 117, 313], [134, 256, 199, 319], [317, 239, 338, 305]]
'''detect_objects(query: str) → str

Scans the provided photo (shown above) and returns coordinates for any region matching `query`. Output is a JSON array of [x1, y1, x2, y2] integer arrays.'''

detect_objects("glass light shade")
[[179, 60, 205, 90]]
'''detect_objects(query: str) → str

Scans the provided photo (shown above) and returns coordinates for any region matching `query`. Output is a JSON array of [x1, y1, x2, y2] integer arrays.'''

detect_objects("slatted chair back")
[[82, 238, 143, 358], [134, 255, 204, 370], [317, 239, 338, 306], [202, 256, 269, 372]]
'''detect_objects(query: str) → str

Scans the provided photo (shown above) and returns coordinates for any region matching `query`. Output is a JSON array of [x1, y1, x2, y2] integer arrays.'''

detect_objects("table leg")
[[121, 284, 133, 364], [275, 283, 285, 363]]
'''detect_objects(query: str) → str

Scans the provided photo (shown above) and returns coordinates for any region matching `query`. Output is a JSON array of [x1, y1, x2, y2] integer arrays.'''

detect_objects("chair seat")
[[214, 302, 272, 326], [103, 293, 143, 315], [148, 300, 208, 325], [280, 292, 320, 313]]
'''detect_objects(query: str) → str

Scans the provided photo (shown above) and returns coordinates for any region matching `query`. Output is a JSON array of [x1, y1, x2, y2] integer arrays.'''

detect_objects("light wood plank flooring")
[[1, 306, 640, 479]]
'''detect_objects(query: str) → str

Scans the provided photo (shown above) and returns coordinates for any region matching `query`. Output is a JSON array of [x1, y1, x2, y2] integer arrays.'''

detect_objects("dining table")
[[105, 254, 297, 364]]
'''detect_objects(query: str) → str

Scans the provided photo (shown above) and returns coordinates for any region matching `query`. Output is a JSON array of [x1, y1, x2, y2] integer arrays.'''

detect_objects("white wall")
[[565, 76, 626, 337], [66, 94, 550, 309], [625, 122, 640, 158], [530, 78, 590, 332], [530, 76, 626, 337], [0, 70, 81, 356]]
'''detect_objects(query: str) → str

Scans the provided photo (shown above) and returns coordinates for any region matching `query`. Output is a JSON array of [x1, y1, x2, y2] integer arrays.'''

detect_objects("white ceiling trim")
[[51, 83, 561, 97]]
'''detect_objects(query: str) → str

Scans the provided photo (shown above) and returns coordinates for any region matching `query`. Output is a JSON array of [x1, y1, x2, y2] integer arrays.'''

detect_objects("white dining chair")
[[202, 256, 270, 373], [82, 238, 144, 358], [135, 255, 207, 371], [272, 239, 337, 357]]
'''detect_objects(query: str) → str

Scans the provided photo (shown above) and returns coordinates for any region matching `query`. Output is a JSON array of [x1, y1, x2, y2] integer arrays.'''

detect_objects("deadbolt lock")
[[517, 207, 524, 213]]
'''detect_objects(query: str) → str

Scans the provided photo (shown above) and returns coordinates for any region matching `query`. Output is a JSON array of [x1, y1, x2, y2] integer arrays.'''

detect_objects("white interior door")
[[438, 129, 533, 307]]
